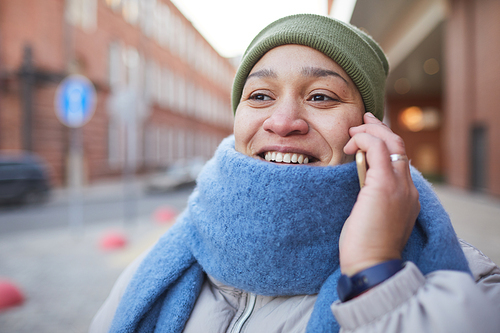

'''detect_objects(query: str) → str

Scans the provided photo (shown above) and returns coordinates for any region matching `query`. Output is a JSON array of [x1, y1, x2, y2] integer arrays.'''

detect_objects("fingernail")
[[366, 112, 375, 118]]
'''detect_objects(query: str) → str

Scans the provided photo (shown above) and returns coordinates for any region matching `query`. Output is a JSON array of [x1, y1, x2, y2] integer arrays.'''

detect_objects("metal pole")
[[123, 109, 138, 227], [20, 45, 34, 151], [68, 127, 84, 238]]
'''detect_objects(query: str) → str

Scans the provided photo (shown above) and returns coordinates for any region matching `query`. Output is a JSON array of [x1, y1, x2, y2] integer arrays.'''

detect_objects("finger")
[[364, 112, 387, 125], [345, 132, 412, 182], [349, 126, 406, 155], [345, 133, 394, 175], [349, 113, 389, 134], [349, 114, 406, 155]]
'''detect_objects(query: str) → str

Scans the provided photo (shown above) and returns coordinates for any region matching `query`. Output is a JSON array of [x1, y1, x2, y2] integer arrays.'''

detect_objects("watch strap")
[[337, 259, 404, 302]]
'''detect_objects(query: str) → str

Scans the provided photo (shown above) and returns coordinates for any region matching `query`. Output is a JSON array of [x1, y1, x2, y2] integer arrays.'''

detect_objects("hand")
[[340, 113, 420, 276]]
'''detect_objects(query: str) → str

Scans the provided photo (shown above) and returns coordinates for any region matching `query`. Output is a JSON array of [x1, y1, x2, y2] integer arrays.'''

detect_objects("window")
[[167, 127, 174, 162], [140, 0, 156, 37], [105, 0, 122, 11], [161, 67, 170, 108], [186, 131, 194, 159], [124, 46, 140, 89], [194, 85, 202, 119], [195, 40, 203, 71], [144, 124, 156, 166], [159, 4, 170, 48], [144, 60, 154, 103], [122, 0, 140, 25], [168, 70, 175, 110], [178, 20, 186, 58], [201, 89, 210, 121], [65, 0, 97, 32], [186, 80, 195, 115], [177, 129, 185, 160], [160, 127, 169, 166], [135, 124, 144, 169], [154, 4, 162, 44], [187, 29, 196, 65], [170, 15, 180, 55], [108, 120, 125, 169], [154, 62, 161, 104], [177, 75, 186, 113], [108, 41, 123, 90]]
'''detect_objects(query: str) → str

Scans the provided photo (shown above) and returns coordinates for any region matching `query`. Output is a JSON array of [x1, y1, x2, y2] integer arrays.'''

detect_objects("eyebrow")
[[246, 69, 278, 81], [246, 67, 349, 86], [301, 67, 348, 84]]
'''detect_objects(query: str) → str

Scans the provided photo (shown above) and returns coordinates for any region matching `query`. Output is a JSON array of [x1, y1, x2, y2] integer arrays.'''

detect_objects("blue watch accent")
[[337, 259, 404, 302]]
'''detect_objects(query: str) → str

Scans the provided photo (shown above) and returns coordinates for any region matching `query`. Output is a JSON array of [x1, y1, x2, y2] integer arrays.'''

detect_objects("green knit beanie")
[[231, 14, 389, 120]]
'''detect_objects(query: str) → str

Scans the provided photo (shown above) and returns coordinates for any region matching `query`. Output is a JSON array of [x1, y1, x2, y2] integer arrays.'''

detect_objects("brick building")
[[330, 0, 500, 197], [0, 0, 235, 187]]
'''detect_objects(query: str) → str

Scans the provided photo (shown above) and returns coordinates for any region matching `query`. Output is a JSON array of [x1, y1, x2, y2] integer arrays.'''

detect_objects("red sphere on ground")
[[0, 279, 24, 311], [99, 231, 128, 250], [153, 206, 179, 224]]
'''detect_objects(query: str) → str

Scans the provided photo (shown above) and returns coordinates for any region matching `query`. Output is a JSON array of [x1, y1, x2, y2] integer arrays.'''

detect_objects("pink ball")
[[0, 279, 24, 311]]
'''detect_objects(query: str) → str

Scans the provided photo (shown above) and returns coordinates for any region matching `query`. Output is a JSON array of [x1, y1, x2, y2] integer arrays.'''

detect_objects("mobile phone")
[[356, 150, 367, 188]]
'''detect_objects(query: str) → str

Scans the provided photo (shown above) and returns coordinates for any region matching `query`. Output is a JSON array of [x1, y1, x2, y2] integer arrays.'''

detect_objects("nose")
[[262, 100, 309, 137]]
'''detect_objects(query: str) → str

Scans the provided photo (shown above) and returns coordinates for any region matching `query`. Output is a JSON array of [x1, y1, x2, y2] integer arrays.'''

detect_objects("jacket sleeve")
[[88, 251, 147, 333], [331, 239, 500, 333]]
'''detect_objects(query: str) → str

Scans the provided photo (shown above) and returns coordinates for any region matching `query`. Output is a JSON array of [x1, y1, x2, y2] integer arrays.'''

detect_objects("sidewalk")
[[48, 176, 147, 207], [0, 181, 499, 333], [0, 177, 181, 333], [433, 184, 500, 265], [0, 217, 172, 333]]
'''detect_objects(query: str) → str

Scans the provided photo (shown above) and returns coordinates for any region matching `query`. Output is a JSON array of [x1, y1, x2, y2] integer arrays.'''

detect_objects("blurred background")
[[0, 0, 499, 332]]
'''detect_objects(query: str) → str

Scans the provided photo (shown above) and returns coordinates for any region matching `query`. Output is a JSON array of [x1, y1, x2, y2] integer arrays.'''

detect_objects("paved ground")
[[0, 218, 173, 333], [0, 182, 499, 333], [433, 184, 500, 265]]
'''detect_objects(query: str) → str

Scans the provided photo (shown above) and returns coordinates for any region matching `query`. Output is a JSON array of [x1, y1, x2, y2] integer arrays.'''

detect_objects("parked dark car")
[[0, 151, 51, 205]]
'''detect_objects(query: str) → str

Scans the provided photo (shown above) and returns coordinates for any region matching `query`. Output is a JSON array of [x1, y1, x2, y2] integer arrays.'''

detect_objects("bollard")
[[153, 206, 179, 224], [0, 279, 25, 311], [99, 230, 128, 251]]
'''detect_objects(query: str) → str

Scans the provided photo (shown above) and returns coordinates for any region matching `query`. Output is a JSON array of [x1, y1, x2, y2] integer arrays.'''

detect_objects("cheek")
[[326, 117, 360, 145], [233, 116, 247, 153], [233, 109, 260, 154], [321, 112, 363, 156]]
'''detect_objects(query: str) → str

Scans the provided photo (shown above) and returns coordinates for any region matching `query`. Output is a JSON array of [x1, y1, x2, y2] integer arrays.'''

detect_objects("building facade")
[[443, 0, 500, 195], [0, 0, 235, 187], [330, 0, 500, 197]]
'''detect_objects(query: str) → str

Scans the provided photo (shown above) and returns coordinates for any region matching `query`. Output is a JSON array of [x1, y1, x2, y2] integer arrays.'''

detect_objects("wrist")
[[337, 259, 404, 302], [341, 253, 402, 277], [341, 259, 388, 277]]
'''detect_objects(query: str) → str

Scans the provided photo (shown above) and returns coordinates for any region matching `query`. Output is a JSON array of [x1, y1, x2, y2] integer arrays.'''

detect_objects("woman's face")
[[234, 45, 365, 166]]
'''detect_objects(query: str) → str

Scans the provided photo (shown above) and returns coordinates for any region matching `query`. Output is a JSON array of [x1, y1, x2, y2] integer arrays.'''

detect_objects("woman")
[[91, 14, 500, 332]]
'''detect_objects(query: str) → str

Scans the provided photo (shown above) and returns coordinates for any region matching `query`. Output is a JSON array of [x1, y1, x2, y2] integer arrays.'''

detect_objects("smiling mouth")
[[260, 151, 313, 164]]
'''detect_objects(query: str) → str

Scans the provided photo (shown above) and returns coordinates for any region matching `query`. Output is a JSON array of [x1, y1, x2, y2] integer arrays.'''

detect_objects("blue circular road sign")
[[55, 75, 96, 128]]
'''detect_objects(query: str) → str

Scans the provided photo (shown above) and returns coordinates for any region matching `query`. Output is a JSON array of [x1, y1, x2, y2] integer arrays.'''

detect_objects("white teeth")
[[263, 151, 310, 164]]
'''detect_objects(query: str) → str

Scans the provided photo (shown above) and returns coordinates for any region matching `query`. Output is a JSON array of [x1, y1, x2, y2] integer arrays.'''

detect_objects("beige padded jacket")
[[90, 239, 500, 333]]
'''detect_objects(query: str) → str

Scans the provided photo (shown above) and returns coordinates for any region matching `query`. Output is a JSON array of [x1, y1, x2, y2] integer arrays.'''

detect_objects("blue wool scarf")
[[110, 136, 471, 333]]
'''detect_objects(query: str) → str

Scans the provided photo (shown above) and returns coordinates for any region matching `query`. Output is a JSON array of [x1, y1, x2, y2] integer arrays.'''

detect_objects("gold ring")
[[390, 154, 408, 162]]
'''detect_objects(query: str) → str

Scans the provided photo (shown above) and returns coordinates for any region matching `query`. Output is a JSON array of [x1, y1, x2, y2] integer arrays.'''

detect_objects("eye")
[[249, 93, 272, 101], [309, 94, 336, 102]]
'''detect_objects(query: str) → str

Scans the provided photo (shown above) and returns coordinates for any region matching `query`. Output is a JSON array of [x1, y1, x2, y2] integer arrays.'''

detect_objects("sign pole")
[[68, 127, 84, 238], [54, 74, 96, 236], [123, 119, 138, 228]]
